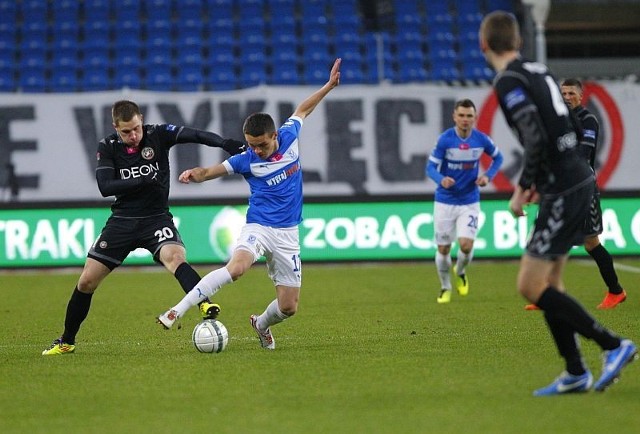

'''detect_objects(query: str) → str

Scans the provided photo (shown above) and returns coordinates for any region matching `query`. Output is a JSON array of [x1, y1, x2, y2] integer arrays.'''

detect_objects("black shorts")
[[88, 213, 185, 270], [526, 180, 594, 260], [583, 182, 603, 237]]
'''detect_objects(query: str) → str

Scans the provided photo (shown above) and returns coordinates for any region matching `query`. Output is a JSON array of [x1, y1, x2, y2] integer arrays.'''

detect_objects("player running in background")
[[157, 59, 342, 350], [525, 78, 627, 311], [426, 99, 503, 304], [561, 78, 627, 308], [480, 11, 636, 395], [42, 100, 245, 355]]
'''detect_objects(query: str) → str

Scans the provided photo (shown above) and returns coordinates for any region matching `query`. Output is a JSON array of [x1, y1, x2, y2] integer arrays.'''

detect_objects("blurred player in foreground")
[[426, 99, 503, 304], [480, 11, 636, 396], [157, 59, 342, 350]]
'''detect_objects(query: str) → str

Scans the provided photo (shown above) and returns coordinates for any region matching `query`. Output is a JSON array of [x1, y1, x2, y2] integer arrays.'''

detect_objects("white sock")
[[173, 267, 233, 316], [256, 299, 290, 331], [456, 249, 473, 275], [435, 252, 452, 290]]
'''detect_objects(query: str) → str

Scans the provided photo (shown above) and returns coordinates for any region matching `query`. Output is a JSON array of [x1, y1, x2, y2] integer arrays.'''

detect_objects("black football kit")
[[494, 58, 594, 259], [88, 124, 244, 269]]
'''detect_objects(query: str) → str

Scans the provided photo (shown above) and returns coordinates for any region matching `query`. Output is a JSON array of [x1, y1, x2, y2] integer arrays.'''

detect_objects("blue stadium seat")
[[240, 65, 268, 88], [270, 62, 299, 85], [52, 0, 80, 22], [146, 0, 173, 21], [177, 0, 204, 21], [80, 67, 110, 91], [19, 67, 47, 93], [49, 69, 78, 92], [0, 46, 14, 70], [303, 61, 329, 84], [397, 61, 429, 83], [302, 44, 331, 64], [147, 20, 174, 44], [208, 44, 236, 65], [268, 0, 296, 20], [486, 0, 514, 12], [272, 45, 298, 64], [113, 70, 143, 89], [146, 46, 173, 67], [20, 0, 48, 24], [0, 68, 15, 91], [454, 0, 482, 14], [175, 65, 203, 91], [177, 50, 203, 70], [82, 47, 110, 69], [462, 60, 493, 81], [51, 48, 79, 69], [339, 62, 366, 84], [205, 65, 237, 91], [19, 47, 47, 70], [84, 0, 111, 21], [430, 59, 460, 81], [146, 67, 174, 91]]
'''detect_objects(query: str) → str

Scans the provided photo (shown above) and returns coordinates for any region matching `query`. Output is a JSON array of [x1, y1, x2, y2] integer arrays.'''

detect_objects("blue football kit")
[[426, 128, 503, 205], [224, 116, 304, 228]]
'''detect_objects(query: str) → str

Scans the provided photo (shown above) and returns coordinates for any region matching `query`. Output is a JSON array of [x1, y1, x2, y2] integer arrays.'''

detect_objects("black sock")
[[61, 287, 93, 344], [588, 244, 623, 294], [174, 263, 206, 305], [543, 310, 586, 375], [537, 287, 620, 350]]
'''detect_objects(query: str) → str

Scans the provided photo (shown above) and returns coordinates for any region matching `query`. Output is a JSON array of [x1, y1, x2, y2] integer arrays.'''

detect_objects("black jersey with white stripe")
[[494, 58, 593, 195]]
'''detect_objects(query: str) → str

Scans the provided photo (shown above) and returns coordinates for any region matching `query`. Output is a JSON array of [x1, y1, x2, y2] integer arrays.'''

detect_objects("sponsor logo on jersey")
[[166, 124, 177, 131], [120, 162, 160, 179], [141, 147, 155, 160], [265, 162, 301, 186], [459, 143, 470, 150], [504, 87, 526, 109], [583, 129, 596, 139]]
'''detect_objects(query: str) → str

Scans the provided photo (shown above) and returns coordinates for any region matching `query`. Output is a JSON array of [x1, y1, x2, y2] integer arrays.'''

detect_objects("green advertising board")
[[0, 198, 639, 268]]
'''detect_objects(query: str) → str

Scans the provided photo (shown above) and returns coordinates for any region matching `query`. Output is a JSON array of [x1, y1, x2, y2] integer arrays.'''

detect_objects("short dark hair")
[[480, 11, 521, 54], [561, 78, 583, 91], [112, 100, 141, 125], [243, 112, 276, 136], [454, 99, 476, 112]]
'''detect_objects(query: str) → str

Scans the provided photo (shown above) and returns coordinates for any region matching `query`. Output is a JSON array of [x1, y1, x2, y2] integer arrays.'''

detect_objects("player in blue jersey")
[[157, 58, 342, 349], [426, 99, 503, 304]]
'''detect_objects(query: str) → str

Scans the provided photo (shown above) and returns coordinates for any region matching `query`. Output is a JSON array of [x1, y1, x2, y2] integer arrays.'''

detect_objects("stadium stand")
[[2, 0, 517, 92]]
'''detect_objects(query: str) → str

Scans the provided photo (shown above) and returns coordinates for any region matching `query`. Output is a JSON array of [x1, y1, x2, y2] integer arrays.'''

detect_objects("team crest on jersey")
[[141, 147, 155, 160], [99, 241, 108, 249]]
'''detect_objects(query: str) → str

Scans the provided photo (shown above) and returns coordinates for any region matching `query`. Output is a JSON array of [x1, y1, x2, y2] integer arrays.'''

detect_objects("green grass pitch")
[[1, 259, 639, 434]]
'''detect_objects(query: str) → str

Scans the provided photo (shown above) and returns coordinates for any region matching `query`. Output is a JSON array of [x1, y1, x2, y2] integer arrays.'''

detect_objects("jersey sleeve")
[[425, 137, 446, 185], [95, 139, 145, 197], [495, 74, 548, 190], [481, 134, 503, 180]]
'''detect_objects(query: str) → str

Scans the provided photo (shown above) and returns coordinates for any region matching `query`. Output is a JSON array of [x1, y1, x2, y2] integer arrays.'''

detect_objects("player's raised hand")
[[328, 58, 341, 88]]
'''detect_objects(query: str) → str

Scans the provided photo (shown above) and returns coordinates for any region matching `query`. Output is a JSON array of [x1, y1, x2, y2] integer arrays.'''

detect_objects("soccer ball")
[[192, 319, 229, 353]]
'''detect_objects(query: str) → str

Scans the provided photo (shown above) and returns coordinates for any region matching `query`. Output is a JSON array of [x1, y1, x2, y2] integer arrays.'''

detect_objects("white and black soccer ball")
[[192, 319, 229, 353]]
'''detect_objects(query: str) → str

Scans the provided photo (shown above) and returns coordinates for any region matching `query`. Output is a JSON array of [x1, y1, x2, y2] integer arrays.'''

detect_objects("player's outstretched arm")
[[293, 58, 341, 120], [179, 163, 228, 184]]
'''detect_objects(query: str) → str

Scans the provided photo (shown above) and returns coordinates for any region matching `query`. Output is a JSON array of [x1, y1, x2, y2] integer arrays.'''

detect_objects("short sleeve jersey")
[[224, 116, 303, 228], [97, 124, 182, 217], [428, 128, 500, 205], [494, 58, 592, 194]]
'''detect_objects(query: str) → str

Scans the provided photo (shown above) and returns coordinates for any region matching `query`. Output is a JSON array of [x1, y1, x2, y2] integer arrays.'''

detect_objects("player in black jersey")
[[42, 100, 245, 355], [480, 11, 636, 395], [561, 78, 627, 309]]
